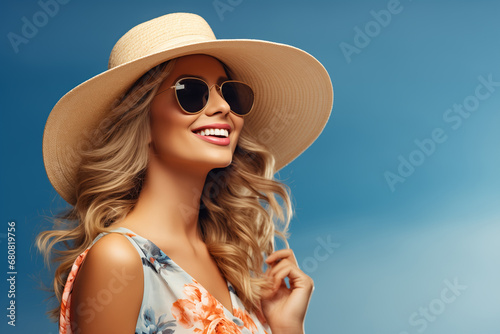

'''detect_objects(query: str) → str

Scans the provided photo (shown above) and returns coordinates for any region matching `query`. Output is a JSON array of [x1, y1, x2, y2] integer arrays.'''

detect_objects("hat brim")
[[43, 39, 334, 205]]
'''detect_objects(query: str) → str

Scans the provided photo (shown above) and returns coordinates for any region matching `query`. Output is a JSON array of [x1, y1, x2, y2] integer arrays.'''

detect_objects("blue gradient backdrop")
[[1, 0, 499, 333]]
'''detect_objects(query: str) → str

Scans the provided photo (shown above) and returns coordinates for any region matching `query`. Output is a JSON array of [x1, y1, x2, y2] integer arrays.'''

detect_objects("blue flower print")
[[136, 307, 176, 334]]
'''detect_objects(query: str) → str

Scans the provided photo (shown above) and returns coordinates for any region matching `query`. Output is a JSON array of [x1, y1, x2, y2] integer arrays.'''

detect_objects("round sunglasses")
[[156, 77, 255, 116]]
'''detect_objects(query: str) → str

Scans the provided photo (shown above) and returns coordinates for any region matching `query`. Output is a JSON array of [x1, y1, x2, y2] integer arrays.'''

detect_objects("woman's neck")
[[120, 154, 208, 248]]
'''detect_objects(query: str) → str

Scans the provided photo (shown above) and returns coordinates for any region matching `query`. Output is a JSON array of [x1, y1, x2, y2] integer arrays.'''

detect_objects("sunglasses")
[[156, 77, 255, 116]]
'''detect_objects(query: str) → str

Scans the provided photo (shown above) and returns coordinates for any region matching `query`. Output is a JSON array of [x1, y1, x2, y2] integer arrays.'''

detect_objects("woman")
[[36, 13, 333, 334]]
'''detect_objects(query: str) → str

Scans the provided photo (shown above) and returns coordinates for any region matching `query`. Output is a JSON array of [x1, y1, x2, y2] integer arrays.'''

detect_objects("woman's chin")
[[206, 157, 233, 170]]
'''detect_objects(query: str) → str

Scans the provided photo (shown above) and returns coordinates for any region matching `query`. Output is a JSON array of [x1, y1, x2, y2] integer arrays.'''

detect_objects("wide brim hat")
[[43, 12, 334, 205]]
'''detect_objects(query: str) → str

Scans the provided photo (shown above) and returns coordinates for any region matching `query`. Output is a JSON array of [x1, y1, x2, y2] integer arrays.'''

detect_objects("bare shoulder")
[[70, 232, 144, 334]]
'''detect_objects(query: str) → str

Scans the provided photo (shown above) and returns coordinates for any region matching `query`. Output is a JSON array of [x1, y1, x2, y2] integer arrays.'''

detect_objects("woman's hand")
[[260, 248, 314, 334]]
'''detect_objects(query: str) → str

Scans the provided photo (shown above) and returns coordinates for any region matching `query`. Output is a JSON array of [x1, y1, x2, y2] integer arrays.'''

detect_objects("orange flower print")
[[59, 248, 90, 334], [171, 279, 242, 334], [233, 308, 258, 334], [205, 318, 242, 334]]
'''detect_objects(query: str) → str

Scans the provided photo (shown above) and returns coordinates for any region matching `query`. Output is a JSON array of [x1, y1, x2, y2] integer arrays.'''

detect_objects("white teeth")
[[195, 128, 229, 138]]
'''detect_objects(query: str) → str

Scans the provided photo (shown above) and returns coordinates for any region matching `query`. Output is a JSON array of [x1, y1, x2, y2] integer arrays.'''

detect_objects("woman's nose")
[[203, 85, 231, 116]]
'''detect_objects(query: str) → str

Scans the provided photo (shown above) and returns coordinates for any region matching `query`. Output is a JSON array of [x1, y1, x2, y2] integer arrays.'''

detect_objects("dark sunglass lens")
[[175, 78, 208, 113], [222, 82, 254, 115]]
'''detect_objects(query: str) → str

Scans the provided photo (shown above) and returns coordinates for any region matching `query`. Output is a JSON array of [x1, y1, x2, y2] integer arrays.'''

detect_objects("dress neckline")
[[107, 226, 237, 317]]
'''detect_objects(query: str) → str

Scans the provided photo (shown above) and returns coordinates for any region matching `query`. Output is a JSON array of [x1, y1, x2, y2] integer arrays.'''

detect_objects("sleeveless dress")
[[58, 227, 272, 334]]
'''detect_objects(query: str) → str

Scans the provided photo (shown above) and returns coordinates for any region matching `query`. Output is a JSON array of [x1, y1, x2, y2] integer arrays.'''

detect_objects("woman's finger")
[[265, 260, 312, 291], [264, 257, 293, 278], [265, 248, 297, 266]]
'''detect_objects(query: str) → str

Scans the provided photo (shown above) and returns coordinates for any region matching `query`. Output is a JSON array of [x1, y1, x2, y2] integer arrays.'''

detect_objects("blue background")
[[1, 0, 499, 333]]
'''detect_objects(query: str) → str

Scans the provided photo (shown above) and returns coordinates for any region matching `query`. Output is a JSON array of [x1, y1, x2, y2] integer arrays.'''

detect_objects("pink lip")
[[193, 133, 230, 146], [191, 123, 232, 146]]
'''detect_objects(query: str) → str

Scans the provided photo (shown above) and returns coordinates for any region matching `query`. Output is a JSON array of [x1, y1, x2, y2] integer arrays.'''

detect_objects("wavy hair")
[[36, 56, 292, 321]]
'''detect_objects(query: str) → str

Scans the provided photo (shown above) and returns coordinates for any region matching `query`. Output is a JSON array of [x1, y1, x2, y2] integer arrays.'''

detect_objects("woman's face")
[[149, 54, 245, 173]]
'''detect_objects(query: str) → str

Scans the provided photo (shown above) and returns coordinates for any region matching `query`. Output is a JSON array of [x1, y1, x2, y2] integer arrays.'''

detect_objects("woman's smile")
[[192, 122, 232, 146]]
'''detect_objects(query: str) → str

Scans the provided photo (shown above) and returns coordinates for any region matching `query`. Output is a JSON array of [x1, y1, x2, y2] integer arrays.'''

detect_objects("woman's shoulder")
[[86, 232, 142, 266], [69, 232, 144, 333], [73, 232, 144, 290]]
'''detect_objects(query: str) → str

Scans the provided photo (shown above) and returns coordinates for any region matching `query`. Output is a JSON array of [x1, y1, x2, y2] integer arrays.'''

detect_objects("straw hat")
[[43, 12, 334, 205]]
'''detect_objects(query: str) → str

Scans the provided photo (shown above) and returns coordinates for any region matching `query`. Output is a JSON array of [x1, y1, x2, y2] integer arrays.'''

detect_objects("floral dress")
[[59, 227, 272, 334]]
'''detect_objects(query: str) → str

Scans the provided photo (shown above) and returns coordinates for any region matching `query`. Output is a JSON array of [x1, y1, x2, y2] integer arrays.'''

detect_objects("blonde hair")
[[36, 56, 292, 321]]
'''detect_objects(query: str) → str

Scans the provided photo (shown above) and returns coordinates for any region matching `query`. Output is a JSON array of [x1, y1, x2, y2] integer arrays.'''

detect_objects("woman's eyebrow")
[[216, 76, 229, 84]]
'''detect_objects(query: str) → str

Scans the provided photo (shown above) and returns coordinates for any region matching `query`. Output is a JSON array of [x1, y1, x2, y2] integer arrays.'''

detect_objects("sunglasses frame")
[[155, 76, 255, 117]]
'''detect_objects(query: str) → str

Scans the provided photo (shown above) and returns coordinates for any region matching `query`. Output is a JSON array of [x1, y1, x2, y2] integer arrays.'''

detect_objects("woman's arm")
[[70, 233, 144, 334], [260, 248, 315, 334]]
